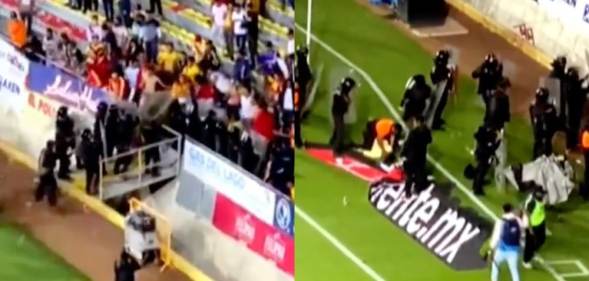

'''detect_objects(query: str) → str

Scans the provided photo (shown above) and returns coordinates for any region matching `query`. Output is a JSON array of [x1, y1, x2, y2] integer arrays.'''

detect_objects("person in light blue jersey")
[[490, 203, 528, 281]]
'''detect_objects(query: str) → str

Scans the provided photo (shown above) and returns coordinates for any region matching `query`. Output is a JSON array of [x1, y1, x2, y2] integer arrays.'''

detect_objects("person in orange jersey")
[[7, 12, 27, 48]]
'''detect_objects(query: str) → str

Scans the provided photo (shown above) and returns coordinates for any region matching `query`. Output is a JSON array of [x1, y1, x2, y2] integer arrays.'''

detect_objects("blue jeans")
[[492, 250, 520, 281], [145, 39, 159, 63]]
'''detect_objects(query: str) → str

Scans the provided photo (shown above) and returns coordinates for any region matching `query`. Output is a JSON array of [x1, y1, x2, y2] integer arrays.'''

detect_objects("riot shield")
[[539, 76, 562, 116], [138, 91, 174, 122], [424, 79, 448, 128]]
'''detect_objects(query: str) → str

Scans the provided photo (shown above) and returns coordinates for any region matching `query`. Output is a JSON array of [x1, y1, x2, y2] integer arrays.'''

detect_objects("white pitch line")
[[295, 22, 571, 281], [295, 207, 387, 281]]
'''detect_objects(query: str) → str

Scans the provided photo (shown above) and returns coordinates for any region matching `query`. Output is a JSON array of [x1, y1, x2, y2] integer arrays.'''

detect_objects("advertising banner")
[[183, 140, 278, 226], [273, 193, 294, 236], [369, 178, 491, 271], [212, 193, 294, 276], [26, 62, 111, 115], [0, 39, 29, 112], [538, 0, 589, 30]]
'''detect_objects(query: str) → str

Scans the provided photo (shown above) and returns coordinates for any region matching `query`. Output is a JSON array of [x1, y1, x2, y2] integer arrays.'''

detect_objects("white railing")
[[98, 126, 182, 200]]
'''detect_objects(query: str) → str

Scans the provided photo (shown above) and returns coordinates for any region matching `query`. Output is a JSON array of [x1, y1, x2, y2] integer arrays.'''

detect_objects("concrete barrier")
[[449, 0, 589, 73]]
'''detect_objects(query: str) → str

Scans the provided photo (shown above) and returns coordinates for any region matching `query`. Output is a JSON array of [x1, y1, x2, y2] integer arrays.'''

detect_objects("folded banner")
[[0, 39, 29, 112], [212, 193, 294, 276], [368, 178, 491, 271], [27, 62, 111, 114]]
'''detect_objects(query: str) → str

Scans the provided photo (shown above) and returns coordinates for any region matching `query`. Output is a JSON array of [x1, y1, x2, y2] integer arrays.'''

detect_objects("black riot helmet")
[[81, 128, 92, 141], [57, 106, 68, 118], [566, 67, 580, 80], [551, 56, 567, 71], [296, 45, 309, 56], [434, 49, 450, 65], [97, 101, 108, 115], [340, 76, 357, 96], [484, 53, 499, 69], [535, 87, 549, 103], [46, 139, 55, 151]]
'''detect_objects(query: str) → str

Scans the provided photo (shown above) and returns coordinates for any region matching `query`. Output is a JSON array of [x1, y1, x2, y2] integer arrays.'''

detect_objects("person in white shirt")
[[211, 1, 227, 45], [124, 59, 141, 103], [489, 203, 527, 281], [232, 4, 248, 55], [86, 14, 104, 42], [112, 17, 129, 52], [43, 28, 59, 62]]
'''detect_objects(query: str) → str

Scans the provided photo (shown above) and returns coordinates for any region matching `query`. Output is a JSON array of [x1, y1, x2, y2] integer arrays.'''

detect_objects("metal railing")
[[98, 126, 182, 200]]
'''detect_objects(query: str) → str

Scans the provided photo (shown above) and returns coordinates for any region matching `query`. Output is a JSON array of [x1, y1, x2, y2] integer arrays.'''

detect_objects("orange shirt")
[[581, 130, 589, 150], [108, 77, 127, 99], [375, 118, 395, 140], [7, 19, 27, 48]]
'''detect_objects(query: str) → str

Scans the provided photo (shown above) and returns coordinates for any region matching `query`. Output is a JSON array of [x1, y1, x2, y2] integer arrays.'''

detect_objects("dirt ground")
[[0, 153, 190, 281], [357, 1, 549, 117]]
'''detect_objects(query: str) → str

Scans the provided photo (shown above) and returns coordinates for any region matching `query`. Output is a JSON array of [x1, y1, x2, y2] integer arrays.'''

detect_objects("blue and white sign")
[[183, 139, 278, 226], [273, 194, 294, 236], [0, 39, 29, 111], [538, 0, 589, 32]]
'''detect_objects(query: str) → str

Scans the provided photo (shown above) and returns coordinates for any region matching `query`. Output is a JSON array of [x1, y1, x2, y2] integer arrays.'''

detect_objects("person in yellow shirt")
[[157, 42, 181, 83], [224, 4, 234, 59], [181, 56, 201, 83], [170, 75, 192, 102]]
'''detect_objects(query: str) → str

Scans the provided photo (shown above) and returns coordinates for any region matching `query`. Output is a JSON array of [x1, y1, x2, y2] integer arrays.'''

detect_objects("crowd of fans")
[[6, 0, 296, 197]]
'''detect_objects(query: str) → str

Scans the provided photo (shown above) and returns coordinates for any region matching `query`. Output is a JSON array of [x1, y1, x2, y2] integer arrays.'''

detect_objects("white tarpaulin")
[[505, 155, 574, 205]]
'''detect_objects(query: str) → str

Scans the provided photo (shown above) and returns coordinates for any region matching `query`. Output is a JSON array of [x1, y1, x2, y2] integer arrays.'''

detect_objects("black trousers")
[[432, 90, 449, 129], [35, 173, 58, 206], [523, 222, 546, 263], [148, 0, 163, 15], [403, 161, 426, 197], [473, 157, 491, 195], [294, 110, 303, 147], [144, 146, 161, 175], [85, 166, 99, 195], [533, 136, 552, 159], [330, 115, 346, 157], [582, 152, 589, 200], [55, 145, 71, 178], [114, 146, 132, 174], [102, 0, 114, 21]]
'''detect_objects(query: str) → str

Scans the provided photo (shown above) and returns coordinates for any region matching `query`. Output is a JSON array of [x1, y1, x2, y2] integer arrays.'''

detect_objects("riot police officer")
[[429, 49, 455, 129], [330, 76, 356, 163], [471, 124, 501, 195], [80, 129, 100, 195], [401, 74, 432, 122], [140, 121, 161, 177], [35, 140, 58, 206], [530, 88, 558, 158], [105, 105, 121, 157], [55, 106, 75, 180], [114, 114, 137, 175], [472, 53, 503, 106], [484, 79, 511, 130], [265, 136, 294, 197], [295, 45, 312, 115], [564, 67, 587, 149], [401, 116, 432, 198]]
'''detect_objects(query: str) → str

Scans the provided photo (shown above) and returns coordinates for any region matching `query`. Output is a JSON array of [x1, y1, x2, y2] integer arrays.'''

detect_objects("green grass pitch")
[[0, 222, 88, 281]]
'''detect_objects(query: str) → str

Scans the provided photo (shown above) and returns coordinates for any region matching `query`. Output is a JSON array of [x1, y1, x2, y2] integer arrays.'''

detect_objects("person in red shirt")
[[251, 100, 275, 158], [195, 74, 215, 118], [87, 48, 112, 88]]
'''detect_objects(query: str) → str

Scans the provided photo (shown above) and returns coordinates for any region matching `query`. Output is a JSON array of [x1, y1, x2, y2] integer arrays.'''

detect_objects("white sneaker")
[[522, 262, 532, 269], [335, 157, 344, 166]]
